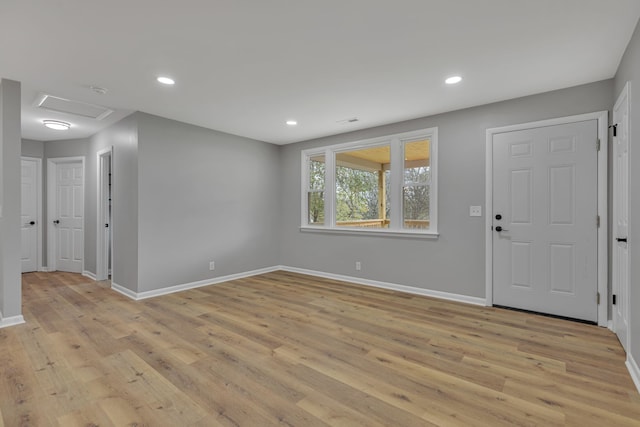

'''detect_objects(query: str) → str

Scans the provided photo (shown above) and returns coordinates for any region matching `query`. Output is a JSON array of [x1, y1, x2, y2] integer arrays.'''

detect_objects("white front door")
[[492, 120, 598, 322], [613, 83, 630, 351], [52, 160, 84, 273], [21, 158, 39, 272]]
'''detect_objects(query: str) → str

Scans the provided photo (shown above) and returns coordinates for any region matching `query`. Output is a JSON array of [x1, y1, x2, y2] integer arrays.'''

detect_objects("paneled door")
[[492, 120, 598, 322], [21, 158, 39, 272], [50, 159, 84, 273], [613, 83, 630, 351]]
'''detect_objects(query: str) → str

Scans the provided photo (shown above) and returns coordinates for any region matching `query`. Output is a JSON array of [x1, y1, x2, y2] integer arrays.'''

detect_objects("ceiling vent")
[[34, 93, 114, 120]]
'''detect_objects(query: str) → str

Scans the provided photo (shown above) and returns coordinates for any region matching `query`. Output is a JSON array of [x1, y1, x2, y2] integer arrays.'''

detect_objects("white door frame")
[[47, 156, 85, 272], [485, 111, 608, 326], [21, 156, 43, 272], [96, 147, 113, 281], [612, 82, 630, 347]]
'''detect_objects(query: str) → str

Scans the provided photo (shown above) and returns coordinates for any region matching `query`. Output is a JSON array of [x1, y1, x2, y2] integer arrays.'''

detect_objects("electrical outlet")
[[470, 206, 482, 217], [355, 261, 361, 271], [209, 261, 215, 271]]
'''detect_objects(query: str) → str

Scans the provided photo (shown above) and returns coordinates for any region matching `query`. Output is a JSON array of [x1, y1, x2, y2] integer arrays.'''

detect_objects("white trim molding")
[[300, 226, 439, 239], [109, 265, 485, 306], [82, 270, 97, 281], [485, 111, 609, 327], [110, 281, 138, 300], [96, 147, 113, 281], [111, 266, 281, 301], [280, 266, 486, 306], [626, 354, 640, 394], [0, 315, 25, 329]]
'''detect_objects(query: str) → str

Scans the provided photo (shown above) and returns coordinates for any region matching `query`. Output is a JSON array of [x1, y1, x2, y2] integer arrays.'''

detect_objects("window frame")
[[300, 127, 438, 238]]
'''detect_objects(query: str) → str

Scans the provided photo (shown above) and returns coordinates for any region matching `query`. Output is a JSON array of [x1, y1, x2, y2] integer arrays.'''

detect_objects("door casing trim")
[[612, 82, 631, 347], [96, 147, 113, 281], [485, 111, 608, 327]]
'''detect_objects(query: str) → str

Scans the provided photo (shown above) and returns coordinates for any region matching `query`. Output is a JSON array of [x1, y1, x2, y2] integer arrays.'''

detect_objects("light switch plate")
[[470, 206, 482, 217]]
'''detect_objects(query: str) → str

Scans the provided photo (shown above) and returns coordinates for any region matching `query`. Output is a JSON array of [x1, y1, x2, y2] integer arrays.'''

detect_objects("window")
[[302, 127, 437, 236], [307, 154, 325, 225], [336, 144, 390, 228]]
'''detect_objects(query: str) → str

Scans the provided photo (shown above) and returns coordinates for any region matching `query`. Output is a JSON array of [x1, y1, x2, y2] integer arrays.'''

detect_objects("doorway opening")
[[97, 148, 113, 281]]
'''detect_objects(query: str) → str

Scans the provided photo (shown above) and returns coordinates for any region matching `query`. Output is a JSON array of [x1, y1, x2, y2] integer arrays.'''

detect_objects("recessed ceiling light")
[[157, 76, 175, 85], [43, 120, 71, 131], [445, 75, 463, 85], [286, 120, 298, 126]]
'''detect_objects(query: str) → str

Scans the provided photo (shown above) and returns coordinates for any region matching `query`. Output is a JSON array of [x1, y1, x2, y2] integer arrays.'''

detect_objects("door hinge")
[[597, 292, 600, 305], [596, 139, 601, 151], [610, 124, 618, 137], [597, 215, 600, 228], [613, 294, 617, 305]]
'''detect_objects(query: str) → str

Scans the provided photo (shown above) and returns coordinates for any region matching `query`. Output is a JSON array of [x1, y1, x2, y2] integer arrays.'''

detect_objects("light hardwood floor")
[[1, 271, 639, 426]]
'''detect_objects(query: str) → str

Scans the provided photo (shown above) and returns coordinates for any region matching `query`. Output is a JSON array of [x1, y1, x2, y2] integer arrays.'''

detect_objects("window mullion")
[[389, 138, 403, 231], [325, 148, 335, 228]]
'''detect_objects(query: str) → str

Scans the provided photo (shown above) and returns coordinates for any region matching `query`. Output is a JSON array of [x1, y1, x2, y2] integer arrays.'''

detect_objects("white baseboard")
[[112, 266, 281, 301], [108, 264, 485, 307], [82, 270, 97, 281], [38, 267, 50, 272], [0, 315, 25, 329], [278, 265, 486, 306], [626, 353, 640, 394], [608, 320, 614, 331], [111, 281, 138, 300]]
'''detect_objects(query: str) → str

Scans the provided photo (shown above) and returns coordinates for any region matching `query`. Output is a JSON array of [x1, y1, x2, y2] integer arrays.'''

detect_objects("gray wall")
[[614, 18, 640, 375], [45, 138, 89, 158], [87, 114, 139, 291], [136, 113, 281, 292], [0, 79, 22, 318], [21, 139, 44, 158], [279, 80, 613, 298]]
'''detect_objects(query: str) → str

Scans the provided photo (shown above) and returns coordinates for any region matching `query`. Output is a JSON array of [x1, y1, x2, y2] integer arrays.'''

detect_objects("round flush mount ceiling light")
[[43, 120, 71, 131], [89, 85, 108, 95], [157, 76, 175, 85], [286, 120, 298, 126], [445, 75, 463, 85]]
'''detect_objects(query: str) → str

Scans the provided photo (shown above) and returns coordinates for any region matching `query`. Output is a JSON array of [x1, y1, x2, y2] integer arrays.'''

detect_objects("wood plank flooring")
[[1, 271, 639, 426]]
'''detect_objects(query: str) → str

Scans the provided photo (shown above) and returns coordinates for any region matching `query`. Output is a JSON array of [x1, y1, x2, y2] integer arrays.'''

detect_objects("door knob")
[[53, 220, 60, 225], [616, 237, 628, 242], [29, 221, 35, 225], [495, 226, 509, 232], [495, 214, 502, 220]]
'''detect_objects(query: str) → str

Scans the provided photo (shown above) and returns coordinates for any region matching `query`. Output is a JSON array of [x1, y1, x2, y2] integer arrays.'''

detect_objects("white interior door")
[[492, 120, 598, 322], [613, 83, 630, 351], [21, 158, 39, 272], [51, 160, 84, 273]]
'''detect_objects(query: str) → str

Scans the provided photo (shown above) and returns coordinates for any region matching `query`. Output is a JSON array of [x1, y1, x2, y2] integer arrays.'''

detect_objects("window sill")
[[299, 226, 439, 239]]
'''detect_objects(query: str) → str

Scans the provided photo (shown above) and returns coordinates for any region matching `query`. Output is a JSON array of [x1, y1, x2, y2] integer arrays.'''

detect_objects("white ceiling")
[[2, 0, 639, 145]]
